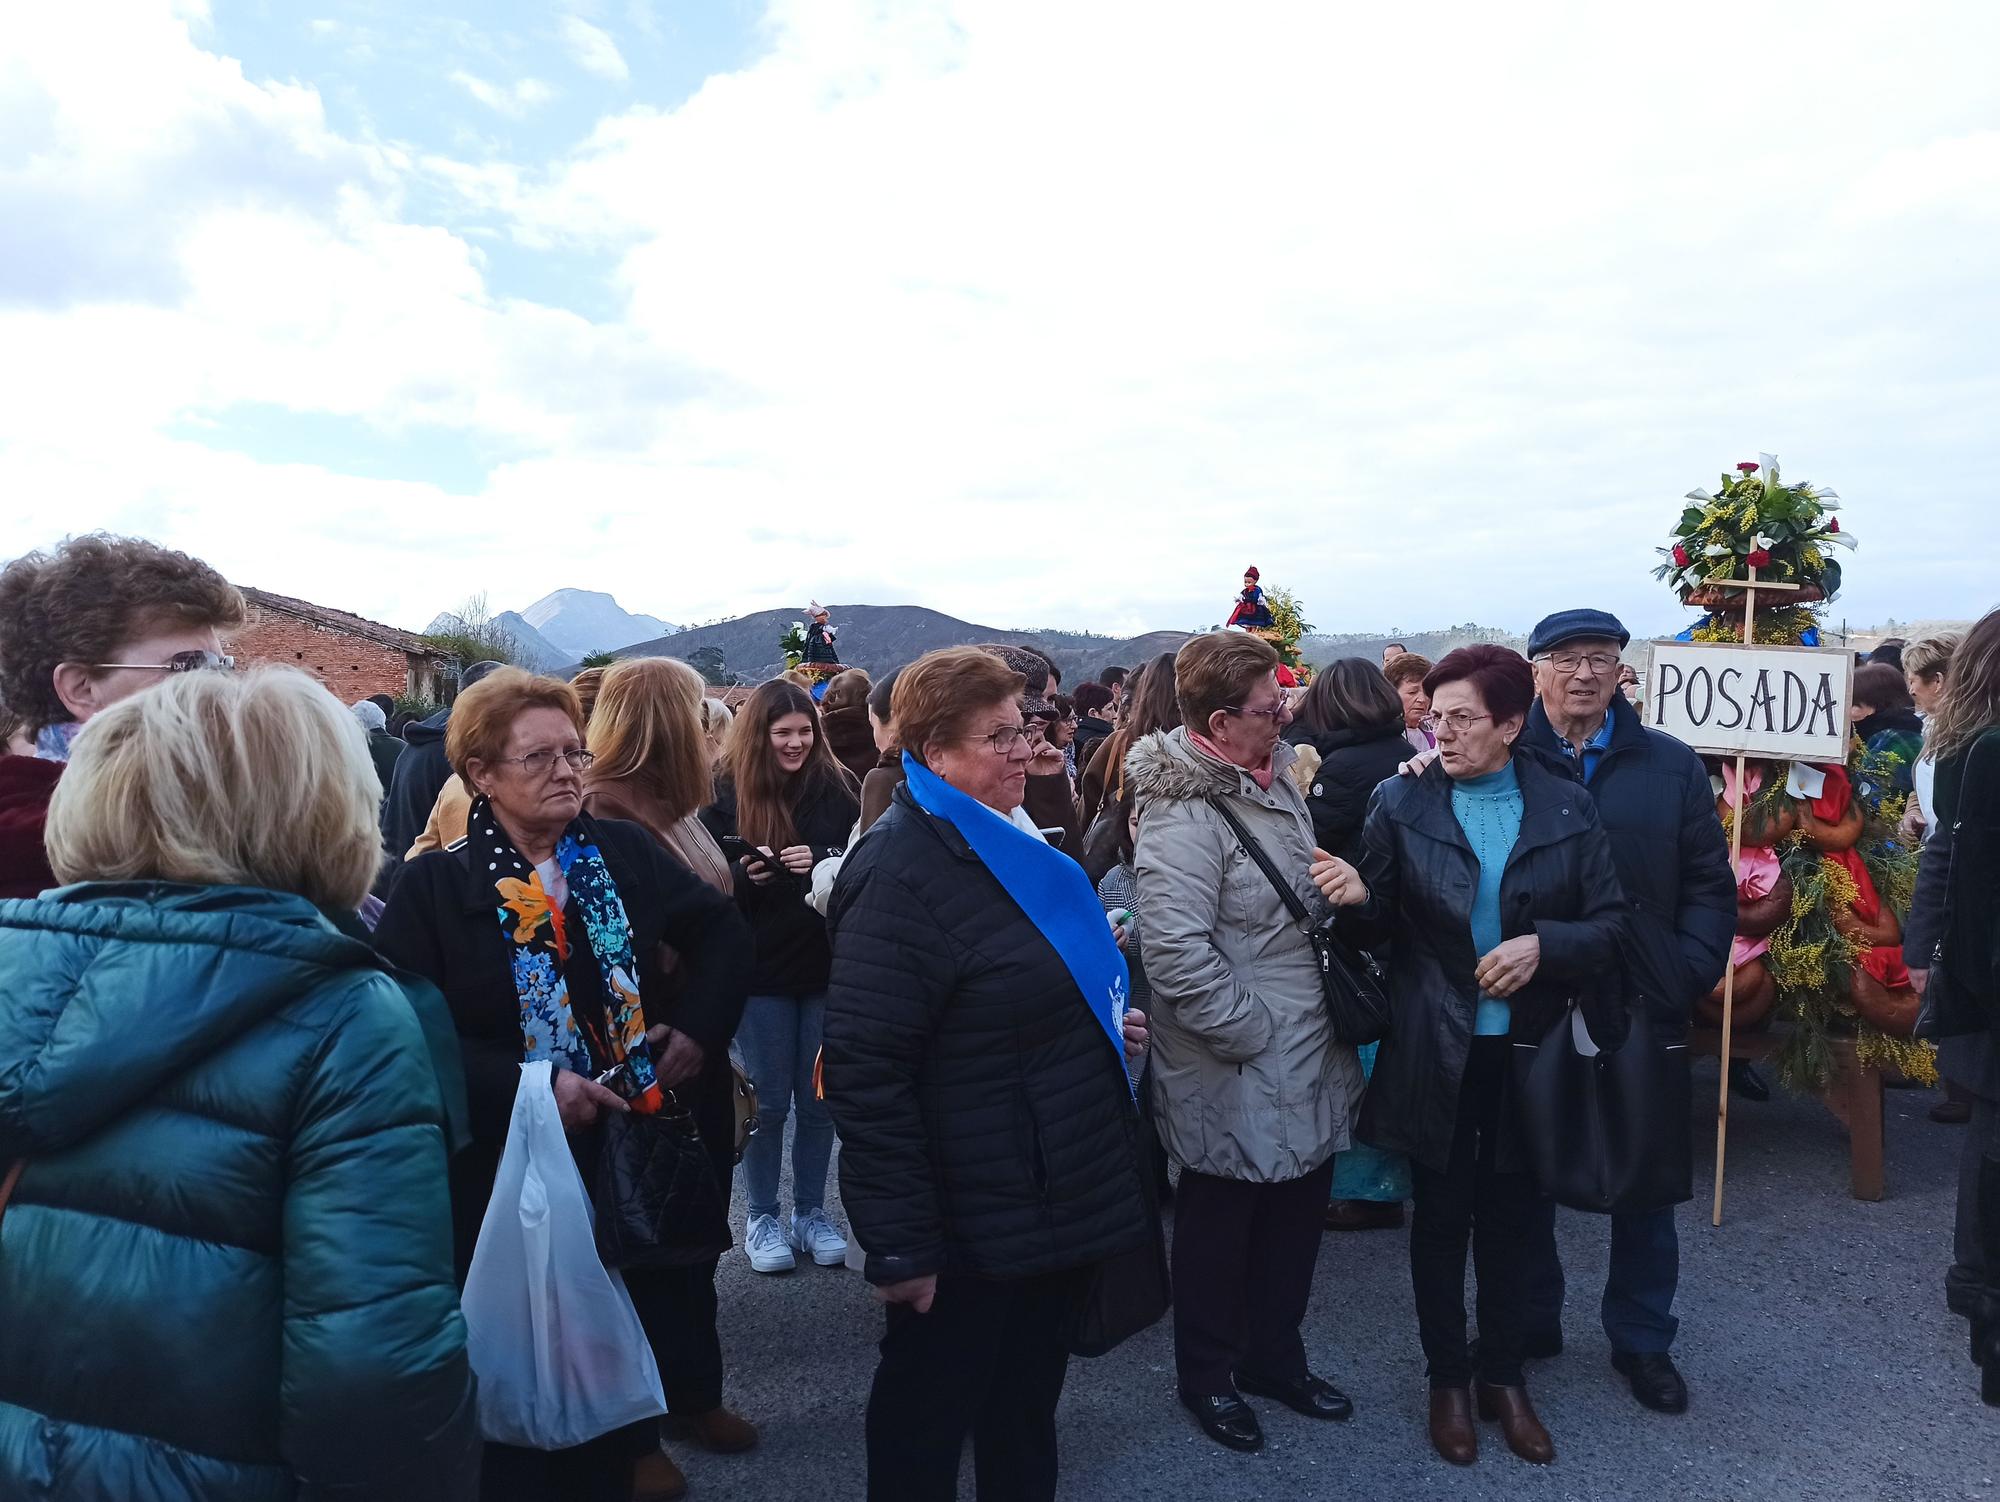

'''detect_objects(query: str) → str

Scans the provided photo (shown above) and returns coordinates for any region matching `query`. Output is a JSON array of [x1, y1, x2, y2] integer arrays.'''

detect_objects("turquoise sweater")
[[1451, 760, 1525, 1035]]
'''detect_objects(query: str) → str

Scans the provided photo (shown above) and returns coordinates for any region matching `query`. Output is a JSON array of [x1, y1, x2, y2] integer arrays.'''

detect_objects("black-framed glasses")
[[963, 724, 1028, 754], [1539, 650, 1621, 674], [496, 747, 595, 776], [1421, 710, 1492, 736], [90, 650, 236, 675], [1225, 703, 1287, 724]]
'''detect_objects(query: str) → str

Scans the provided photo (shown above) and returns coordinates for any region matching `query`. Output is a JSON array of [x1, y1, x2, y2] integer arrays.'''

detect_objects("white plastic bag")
[[460, 1061, 666, 1450]]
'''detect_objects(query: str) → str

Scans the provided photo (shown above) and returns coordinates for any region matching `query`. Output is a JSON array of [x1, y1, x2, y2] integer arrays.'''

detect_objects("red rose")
[[1737, 461, 1759, 473], [1827, 517, 1840, 534], [1746, 547, 1772, 568], [1672, 543, 1691, 567]]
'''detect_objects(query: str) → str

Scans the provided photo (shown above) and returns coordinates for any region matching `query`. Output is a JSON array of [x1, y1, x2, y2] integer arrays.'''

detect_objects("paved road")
[[676, 1062, 1993, 1501]]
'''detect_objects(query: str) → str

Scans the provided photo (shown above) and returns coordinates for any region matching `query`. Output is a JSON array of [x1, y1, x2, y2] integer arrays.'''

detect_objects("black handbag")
[[1208, 798, 1391, 1046], [1065, 1151, 1171, 1358], [1512, 1001, 1692, 1215], [592, 1090, 733, 1271]]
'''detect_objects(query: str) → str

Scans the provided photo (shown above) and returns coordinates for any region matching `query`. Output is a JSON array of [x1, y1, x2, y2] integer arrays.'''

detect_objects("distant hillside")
[[602, 606, 1526, 686], [424, 609, 570, 672], [521, 589, 677, 658]]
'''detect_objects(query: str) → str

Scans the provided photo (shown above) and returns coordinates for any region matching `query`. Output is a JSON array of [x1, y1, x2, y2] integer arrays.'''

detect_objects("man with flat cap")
[[1511, 608, 1736, 1415]]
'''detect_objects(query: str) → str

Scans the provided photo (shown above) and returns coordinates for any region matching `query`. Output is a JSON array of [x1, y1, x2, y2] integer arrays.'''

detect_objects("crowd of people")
[[0, 532, 1994, 1501]]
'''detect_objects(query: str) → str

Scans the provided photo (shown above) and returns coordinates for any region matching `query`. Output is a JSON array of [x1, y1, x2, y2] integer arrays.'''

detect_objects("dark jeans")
[[1950, 1092, 2000, 1317], [1409, 1035, 1543, 1389], [1172, 1159, 1338, 1397], [479, 1430, 635, 1502], [865, 1269, 1080, 1502], [1521, 1198, 1681, 1355]]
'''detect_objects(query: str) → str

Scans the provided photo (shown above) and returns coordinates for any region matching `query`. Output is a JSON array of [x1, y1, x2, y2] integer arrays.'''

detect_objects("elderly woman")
[[0, 668, 477, 1500], [1314, 645, 1626, 1468], [1383, 651, 1436, 756], [823, 646, 1154, 1502], [1126, 631, 1364, 1456], [581, 656, 758, 1495], [374, 668, 751, 1502]]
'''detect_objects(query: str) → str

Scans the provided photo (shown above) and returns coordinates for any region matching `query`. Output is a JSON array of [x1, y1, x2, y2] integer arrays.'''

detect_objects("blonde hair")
[[46, 667, 381, 911], [1904, 633, 1959, 685], [1927, 610, 2000, 759], [586, 658, 715, 821]]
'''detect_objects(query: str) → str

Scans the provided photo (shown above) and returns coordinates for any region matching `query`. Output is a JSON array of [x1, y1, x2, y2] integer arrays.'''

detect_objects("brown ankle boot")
[[665, 1407, 761, 1454], [1474, 1379, 1554, 1464], [1427, 1386, 1478, 1465], [632, 1449, 688, 1502]]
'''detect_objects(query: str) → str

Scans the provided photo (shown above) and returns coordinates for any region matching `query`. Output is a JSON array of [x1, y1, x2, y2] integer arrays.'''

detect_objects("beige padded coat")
[[1126, 727, 1362, 1182]]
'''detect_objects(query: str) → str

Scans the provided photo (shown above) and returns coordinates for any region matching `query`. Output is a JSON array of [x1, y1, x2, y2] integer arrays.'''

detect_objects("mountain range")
[[518, 590, 678, 659], [605, 606, 1526, 686]]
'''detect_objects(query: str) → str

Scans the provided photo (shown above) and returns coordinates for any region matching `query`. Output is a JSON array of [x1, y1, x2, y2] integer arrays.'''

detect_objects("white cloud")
[[559, 16, 629, 82], [4, 0, 1999, 644], [449, 69, 555, 117]]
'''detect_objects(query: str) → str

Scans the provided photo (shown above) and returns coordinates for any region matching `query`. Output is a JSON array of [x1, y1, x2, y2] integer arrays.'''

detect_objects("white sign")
[[1645, 641, 1854, 761]]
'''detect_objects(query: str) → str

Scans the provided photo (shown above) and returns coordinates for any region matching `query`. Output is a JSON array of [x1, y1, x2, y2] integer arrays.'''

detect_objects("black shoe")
[[1728, 1061, 1771, 1103], [1179, 1393, 1264, 1451], [1612, 1351, 1690, 1414], [1234, 1370, 1354, 1421]]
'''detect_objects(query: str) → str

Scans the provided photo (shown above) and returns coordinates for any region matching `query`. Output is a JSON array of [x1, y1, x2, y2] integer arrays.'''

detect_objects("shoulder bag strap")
[[1208, 797, 1310, 925], [0, 1159, 24, 1236]]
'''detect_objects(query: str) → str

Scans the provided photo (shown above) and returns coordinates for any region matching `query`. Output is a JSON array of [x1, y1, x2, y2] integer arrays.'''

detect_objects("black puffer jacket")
[[1515, 694, 1734, 1040], [822, 786, 1152, 1286], [701, 772, 858, 998], [1296, 720, 1409, 860], [1341, 754, 1628, 1175]]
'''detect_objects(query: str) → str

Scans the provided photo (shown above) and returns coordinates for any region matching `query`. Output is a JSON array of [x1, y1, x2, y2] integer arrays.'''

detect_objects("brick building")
[[226, 588, 456, 704]]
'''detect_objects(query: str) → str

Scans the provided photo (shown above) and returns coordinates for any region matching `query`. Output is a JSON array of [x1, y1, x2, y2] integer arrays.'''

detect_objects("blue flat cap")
[[1527, 608, 1631, 657]]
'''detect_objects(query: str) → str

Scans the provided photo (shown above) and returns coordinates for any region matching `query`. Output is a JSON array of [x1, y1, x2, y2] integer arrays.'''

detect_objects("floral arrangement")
[[1653, 454, 1854, 608], [1667, 454, 1932, 1091], [1262, 586, 1313, 681], [780, 620, 807, 670]]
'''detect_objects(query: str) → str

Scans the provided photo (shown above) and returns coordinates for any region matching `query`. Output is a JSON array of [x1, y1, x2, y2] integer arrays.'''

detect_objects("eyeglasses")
[[1420, 711, 1493, 736], [495, 748, 595, 776], [90, 650, 236, 674], [1225, 703, 1287, 724], [1539, 650, 1621, 675], [964, 724, 1029, 754]]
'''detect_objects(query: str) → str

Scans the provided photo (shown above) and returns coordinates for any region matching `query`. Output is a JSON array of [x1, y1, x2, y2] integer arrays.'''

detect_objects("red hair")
[[1424, 645, 1534, 724]]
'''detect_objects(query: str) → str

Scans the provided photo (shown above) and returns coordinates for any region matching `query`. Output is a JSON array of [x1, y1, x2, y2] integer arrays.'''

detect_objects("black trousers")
[[1409, 1035, 1543, 1389], [1171, 1158, 1338, 1397], [479, 1431, 634, 1502], [866, 1269, 1081, 1502]]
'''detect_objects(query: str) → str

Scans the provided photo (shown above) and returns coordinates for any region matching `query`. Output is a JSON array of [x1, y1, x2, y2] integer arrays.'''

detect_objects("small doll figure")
[[1226, 567, 1274, 630], [803, 601, 842, 669]]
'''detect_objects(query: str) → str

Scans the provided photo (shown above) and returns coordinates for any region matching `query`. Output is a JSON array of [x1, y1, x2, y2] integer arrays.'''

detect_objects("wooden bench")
[[1689, 1027, 1884, 1201]]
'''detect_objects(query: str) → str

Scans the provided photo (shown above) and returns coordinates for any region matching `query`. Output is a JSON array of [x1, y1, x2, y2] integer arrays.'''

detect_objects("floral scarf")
[[469, 795, 660, 1112]]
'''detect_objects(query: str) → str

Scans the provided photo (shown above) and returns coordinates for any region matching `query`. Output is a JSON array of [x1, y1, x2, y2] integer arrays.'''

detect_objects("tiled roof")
[[239, 587, 453, 659]]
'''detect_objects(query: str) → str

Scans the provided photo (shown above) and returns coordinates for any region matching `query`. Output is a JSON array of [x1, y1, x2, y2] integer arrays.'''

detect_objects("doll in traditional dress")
[[1227, 567, 1274, 629]]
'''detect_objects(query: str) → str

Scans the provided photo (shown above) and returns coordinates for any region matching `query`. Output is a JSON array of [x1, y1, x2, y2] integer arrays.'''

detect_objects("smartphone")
[[719, 835, 772, 871]]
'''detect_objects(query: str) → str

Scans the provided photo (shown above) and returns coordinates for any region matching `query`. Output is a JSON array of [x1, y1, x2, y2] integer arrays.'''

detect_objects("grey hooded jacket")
[[1126, 727, 1363, 1182]]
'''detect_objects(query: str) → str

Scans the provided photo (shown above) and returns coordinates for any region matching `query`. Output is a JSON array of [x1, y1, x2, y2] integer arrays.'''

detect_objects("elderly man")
[[1511, 608, 1735, 1414]]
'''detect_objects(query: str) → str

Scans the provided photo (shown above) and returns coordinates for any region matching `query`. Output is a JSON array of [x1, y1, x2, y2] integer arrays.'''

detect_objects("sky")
[[3, 0, 1997, 641]]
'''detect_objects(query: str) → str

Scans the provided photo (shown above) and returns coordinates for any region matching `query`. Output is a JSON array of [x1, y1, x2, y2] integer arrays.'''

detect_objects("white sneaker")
[[790, 1208, 849, 1268], [745, 1213, 795, 1274]]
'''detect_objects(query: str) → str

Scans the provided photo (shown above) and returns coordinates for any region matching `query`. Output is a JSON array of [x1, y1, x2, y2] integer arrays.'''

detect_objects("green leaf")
[[1679, 506, 1705, 532]]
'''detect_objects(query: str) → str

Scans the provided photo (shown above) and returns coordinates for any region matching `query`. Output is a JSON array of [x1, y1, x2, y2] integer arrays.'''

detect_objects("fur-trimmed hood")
[[1123, 725, 1298, 805]]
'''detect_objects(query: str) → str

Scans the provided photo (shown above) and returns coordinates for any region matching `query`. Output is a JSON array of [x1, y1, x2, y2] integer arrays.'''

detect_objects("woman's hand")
[[1310, 851, 1368, 907], [1399, 747, 1440, 777], [875, 1275, 938, 1313], [742, 848, 778, 886], [551, 1066, 629, 1132], [1028, 741, 1067, 776], [1475, 935, 1542, 997], [1122, 1008, 1149, 1063], [647, 1023, 707, 1087], [777, 844, 815, 875]]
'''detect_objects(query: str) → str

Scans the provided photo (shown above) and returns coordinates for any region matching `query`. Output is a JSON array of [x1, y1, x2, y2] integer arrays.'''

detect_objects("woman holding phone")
[[701, 681, 860, 1274]]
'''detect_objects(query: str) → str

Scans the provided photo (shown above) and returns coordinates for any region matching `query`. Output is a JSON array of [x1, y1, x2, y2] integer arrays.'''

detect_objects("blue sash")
[[902, 753, 1132, 1091]]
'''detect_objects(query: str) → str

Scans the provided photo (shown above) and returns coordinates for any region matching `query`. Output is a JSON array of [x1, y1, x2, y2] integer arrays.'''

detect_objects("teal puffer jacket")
[[0, 883, 479, 1502]]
